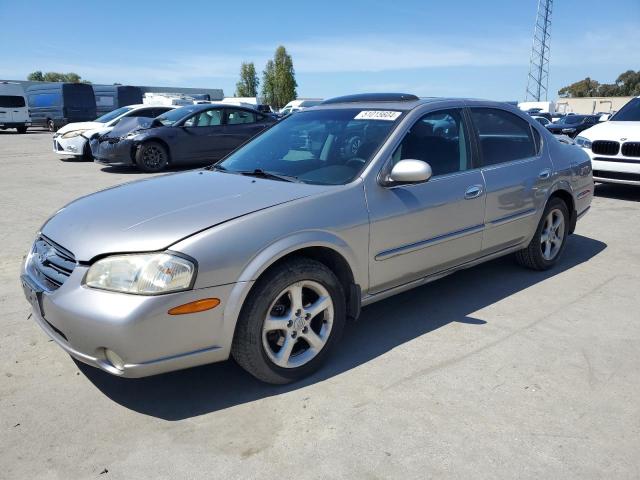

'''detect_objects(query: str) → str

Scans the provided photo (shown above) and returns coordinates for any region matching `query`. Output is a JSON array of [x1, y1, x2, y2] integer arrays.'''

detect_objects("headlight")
[[61, 129, 88, 139], [124, 130, 142, 139], [575, 136, 592, 149], [85, 253, 195, 295]]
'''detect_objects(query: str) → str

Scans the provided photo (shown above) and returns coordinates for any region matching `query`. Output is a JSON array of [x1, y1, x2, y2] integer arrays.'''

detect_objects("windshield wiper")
[[236, 168, 303, 183]]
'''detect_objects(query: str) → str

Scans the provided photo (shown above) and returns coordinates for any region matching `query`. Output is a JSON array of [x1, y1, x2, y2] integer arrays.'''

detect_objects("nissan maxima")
[[21, 93, 593, 384]]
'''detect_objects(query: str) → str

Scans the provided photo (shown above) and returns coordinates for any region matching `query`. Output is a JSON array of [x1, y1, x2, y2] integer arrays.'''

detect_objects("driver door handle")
[[539, 168, 552, 179], [464, 184, 484, 199]]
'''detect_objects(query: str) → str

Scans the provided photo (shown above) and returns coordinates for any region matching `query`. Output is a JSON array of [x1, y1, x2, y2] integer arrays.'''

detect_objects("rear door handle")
[[538, 168, 551, 179], [464, 185, 484, 199]]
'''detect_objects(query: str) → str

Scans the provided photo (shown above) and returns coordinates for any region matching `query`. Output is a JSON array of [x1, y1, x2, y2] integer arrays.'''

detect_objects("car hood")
[[41, 170, 330, 261], [106, 117, 156, 138], [580, 121, 640, 140], [57, 121, 105, 134]]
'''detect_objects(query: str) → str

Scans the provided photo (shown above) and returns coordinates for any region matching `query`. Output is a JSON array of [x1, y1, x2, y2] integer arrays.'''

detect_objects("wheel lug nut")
[[291, 331, 297, 338], [287, 320, 293, 328], [302, 326, 308, 333], [296, 309, 302, 317]]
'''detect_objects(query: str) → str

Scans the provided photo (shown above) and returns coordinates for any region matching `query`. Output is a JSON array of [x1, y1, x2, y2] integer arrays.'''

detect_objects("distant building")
[[555, 96, 635, 115]]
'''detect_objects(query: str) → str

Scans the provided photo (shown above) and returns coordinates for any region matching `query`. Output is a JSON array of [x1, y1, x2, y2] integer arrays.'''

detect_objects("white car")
[[52, 104, 175, 159], [532, 115, 551, 126], [575, 97, 640, 186]]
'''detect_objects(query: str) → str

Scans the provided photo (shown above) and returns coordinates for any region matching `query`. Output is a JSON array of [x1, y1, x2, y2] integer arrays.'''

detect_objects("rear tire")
[[232, 258, 346, 384], [16, 126, 27, 134], [135, 141, 169, 173], [516, 197, 569, 270]]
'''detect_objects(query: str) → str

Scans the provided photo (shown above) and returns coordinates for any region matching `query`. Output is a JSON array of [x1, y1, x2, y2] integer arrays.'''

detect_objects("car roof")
[[310, 93, 520, 113]]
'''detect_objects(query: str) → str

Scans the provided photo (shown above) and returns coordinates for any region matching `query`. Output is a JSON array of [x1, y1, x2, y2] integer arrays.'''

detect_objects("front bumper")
[[52, 134, 88, 156], [90, 137, 136, 165], [587, 151, 640, 186], [21, 259, 235, 378]]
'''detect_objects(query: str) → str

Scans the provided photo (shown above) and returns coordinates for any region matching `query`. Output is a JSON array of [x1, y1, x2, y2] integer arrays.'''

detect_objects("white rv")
[[0, 81, 31, 133]]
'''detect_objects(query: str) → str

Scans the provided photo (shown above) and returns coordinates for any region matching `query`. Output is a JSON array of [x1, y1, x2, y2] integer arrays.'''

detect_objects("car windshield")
[[611, 98, 640, 121], [216, 108, 403, 185], [156, 106, 198, 126], [94, 106, 134, 123]]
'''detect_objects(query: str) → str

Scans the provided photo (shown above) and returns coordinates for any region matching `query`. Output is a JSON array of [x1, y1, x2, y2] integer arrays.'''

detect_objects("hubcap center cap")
[[293, 316, 306, 330]]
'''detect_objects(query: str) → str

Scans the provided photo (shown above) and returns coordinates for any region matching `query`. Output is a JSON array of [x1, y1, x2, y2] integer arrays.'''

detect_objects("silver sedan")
[[21, 93, 593, 384]]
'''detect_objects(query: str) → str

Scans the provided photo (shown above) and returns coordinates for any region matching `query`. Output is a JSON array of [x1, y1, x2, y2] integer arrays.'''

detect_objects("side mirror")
[[385, 159, 432, 186]]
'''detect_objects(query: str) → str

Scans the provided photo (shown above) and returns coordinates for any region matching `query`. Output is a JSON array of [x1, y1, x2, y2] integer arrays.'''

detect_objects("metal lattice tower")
[[525, 0, 553, 101]]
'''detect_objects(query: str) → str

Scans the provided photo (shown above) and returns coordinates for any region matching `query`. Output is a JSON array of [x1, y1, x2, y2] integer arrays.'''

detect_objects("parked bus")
[[0, 81, 31, 133], [92, 85, 143, 116], [26, 83, 96, 131]]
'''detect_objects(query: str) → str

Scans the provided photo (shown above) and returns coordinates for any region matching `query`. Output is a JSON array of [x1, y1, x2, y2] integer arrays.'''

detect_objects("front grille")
[[593, 170, 640, 182], [592, 140, 620, 156], [621, 142, 640, 158], [28, 236, 76, 291]]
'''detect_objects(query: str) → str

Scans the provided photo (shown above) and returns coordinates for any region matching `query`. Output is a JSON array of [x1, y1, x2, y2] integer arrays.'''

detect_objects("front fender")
[[237, 230, 361, 284]]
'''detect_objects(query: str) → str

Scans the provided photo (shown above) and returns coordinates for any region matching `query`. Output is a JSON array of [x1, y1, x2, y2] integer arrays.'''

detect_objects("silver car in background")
[[21, 93, 593, 384]]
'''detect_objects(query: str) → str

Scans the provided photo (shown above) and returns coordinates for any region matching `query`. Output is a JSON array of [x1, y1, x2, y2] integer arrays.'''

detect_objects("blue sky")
[[1, 0, 638, 101]]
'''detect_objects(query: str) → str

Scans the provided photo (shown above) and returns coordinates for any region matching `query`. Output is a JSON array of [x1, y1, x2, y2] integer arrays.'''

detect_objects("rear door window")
[[0, 95, 26, 108], [226, 109, 256, 125], [470, 108, 537, 166]]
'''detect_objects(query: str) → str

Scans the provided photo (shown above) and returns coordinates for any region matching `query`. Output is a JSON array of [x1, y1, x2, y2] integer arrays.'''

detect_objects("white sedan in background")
[[52, 104, 175, 159]]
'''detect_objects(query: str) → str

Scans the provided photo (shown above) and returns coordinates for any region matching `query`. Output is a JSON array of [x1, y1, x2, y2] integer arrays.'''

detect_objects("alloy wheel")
[[262, 280, 334, 369], [540, 208, 565, 261], [142, 146, 163, 169]]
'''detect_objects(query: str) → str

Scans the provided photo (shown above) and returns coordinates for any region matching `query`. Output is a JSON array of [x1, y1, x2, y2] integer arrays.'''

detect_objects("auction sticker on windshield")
[[354, 111, 402, 121]]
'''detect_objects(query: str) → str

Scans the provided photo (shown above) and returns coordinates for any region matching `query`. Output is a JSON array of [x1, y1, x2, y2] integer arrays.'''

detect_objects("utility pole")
[[525, 0, 553, 101]]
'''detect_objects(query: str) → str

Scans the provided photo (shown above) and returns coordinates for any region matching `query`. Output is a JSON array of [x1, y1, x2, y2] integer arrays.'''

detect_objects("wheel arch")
[[133, 137, 172, 164], [222, 232, 363, 348], [547, 182, 577, 233]]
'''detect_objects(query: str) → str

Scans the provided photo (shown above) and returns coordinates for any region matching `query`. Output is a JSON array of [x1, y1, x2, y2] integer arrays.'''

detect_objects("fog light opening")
[[104, 348, 125, 371]]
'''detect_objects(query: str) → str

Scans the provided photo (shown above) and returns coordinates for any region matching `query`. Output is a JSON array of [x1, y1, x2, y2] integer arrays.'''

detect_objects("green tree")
[[28, 71, 89, 83], [558, 70, 640, 98], [261, 60, 276, 106], [27, 71, 44, 81], [615, 70, 640, 96], [235, 62, 259, 97], [558, 77, 600, 98], [261, 46, 297, 109]]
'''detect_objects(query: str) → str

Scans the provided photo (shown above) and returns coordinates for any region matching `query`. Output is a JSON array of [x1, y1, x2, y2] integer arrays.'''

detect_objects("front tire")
[[232, 258, 346, 384], [135, 141, 169, 172], [46, 119, 56, 132], [81, 141, 93, 161], [516, 197, 569, 270], [16, 126, 27, 134]]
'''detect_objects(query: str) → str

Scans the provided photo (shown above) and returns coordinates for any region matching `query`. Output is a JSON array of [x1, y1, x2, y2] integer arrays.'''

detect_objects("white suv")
[[575, 97, 640, 186], [53, 104, 175, 159]]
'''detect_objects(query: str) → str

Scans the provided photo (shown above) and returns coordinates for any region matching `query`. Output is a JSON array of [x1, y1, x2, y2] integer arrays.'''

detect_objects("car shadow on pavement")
[[0, 130, 48, 135], [78, 234, 606, 420], [594, 183, 639, 202]]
